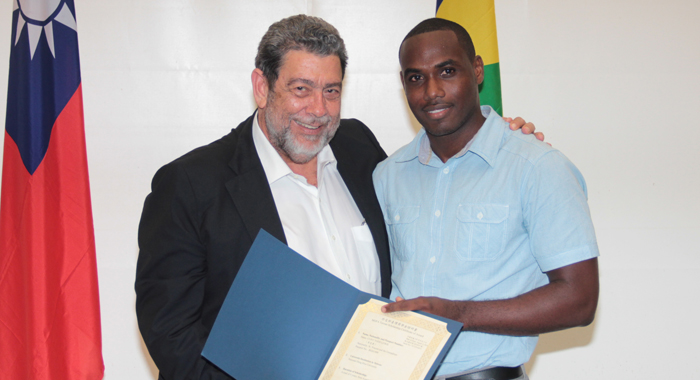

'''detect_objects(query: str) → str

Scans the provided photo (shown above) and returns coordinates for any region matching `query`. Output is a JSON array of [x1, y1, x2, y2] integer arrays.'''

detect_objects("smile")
[[295, 120, 322, 130], [425, 105, 451, 118]]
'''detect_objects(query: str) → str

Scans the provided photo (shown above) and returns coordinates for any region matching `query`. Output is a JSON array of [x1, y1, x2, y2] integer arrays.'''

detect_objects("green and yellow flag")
[[436, 0, 503, 115]]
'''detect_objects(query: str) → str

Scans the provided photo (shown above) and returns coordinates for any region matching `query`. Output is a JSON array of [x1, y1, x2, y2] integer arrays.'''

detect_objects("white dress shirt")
[[252, 115, 381, 295]]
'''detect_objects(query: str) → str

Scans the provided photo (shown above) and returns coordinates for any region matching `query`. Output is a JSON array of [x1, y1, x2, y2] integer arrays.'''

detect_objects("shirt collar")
[[314, 140, 337, 185], [395, 106, 504, 168], [252, 111, 336, 185], [252, 111, 292, 184], [467, 106, 505, 168]]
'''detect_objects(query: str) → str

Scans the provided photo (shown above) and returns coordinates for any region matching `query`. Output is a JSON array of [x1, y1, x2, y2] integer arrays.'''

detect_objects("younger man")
[[374, 19, 599, 380]]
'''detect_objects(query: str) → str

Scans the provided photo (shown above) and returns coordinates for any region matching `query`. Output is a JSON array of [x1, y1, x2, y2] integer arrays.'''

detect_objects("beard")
[[263, 100, 340, 165]]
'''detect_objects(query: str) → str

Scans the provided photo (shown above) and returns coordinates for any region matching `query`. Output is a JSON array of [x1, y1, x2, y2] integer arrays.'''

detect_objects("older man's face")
[[262, 50, 343, 165]]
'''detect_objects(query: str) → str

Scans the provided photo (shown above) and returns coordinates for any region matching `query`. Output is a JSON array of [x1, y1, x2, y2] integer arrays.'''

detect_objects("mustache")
[[291, 114, 334, 126]]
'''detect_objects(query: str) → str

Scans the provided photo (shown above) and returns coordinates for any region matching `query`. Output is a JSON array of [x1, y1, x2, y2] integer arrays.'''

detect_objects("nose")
[[306, 90, 327, 117], [424, 77, 444, 100]]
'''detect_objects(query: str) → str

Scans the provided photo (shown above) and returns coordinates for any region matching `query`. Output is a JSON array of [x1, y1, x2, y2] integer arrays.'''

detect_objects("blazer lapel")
[[225, 113, 286, 245], [332, 143, 366, 213]]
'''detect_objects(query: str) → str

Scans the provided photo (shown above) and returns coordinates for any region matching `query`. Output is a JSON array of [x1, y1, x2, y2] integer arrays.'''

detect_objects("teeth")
[[426, 105, 449, 114], [297, 121, 320, 129]]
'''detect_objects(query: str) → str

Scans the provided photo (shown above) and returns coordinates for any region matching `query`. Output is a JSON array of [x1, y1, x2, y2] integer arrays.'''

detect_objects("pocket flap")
[[385, 205, 420, 225], [456, 204, 509, 224], [351, 224, 374, 242]]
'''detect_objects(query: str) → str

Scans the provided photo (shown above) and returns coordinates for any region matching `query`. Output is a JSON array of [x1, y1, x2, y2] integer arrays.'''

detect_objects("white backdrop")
[[1, 1, 699, 379]]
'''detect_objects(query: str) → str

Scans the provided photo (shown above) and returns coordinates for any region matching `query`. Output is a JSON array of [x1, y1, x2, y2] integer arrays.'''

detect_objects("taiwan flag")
[[437, 0, 504, 115], [0, 1, 104, 379]]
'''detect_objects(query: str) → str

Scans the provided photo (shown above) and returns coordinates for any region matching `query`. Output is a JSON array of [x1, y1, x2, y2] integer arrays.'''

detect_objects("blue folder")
[[202, 229, 461, 380]]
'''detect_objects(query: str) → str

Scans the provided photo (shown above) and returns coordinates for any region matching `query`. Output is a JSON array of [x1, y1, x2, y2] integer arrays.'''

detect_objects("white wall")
[[1, 1, 698, 379]]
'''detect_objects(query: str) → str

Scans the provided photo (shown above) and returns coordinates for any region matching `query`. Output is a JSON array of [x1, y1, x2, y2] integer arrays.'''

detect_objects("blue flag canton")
[[5, 0, 81, 175]]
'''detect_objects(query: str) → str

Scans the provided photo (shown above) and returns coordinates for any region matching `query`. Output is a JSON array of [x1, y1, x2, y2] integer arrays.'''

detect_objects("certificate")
[[320, 299, 453, 380], [202, 230, 461, 380]]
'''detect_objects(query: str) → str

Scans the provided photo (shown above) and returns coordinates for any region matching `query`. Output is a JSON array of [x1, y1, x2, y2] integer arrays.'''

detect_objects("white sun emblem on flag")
[[13, 0, 77, 59]]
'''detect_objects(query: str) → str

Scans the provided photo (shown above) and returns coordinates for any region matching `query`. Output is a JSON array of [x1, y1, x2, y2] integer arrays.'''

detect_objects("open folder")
[[202, 229, 461, 380]]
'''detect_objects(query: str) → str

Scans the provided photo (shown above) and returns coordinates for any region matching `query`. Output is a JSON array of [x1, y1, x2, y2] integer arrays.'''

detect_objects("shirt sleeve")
[[521, 150, 600, 272]]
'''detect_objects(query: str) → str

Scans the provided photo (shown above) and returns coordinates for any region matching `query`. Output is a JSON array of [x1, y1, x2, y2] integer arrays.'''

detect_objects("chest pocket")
[[351, 224, 380, 284], [455, 204, 509, 261], [385, 205, 420, 262]]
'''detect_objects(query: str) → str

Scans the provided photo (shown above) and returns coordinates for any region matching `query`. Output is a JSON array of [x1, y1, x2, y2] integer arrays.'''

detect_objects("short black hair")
[[400, 18, 476, 62]]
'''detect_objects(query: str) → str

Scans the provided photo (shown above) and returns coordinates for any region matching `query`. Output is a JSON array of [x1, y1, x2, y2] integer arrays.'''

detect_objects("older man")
[[136, 15, 536, 380], [375, 18, 600, 380]]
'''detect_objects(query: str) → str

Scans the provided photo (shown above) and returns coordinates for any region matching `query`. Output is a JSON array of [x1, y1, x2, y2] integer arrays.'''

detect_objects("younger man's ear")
[[473, 56, 485, 85]]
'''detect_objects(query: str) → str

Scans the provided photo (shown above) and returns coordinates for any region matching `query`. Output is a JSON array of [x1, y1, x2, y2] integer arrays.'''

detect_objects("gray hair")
[[255, 14, 348, 89]]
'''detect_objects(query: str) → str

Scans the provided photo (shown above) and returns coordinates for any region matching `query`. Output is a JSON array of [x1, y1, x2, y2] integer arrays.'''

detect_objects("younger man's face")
[[399, 30, 483, 138]]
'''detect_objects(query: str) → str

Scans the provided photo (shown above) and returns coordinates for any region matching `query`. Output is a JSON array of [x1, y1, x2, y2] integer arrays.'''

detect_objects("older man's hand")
[[505, 116, 545, 142]]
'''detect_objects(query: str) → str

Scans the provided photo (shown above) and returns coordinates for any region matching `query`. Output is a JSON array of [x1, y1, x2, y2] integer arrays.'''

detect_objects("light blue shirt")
[[372, 106, 599, 376]]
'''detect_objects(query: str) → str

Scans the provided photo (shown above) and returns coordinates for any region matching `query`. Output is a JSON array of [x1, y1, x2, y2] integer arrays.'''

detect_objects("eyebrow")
[[435, 59, 457, 68], [287, 78, 316, 88], [324, 81, 343, 90], [402, 59, 458, 76], [402, 68, 421, 76], [286, 78, 342, 90]]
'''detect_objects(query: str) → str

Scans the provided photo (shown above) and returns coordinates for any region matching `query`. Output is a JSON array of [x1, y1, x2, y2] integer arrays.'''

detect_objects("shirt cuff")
[[536, 243, 600, 272]]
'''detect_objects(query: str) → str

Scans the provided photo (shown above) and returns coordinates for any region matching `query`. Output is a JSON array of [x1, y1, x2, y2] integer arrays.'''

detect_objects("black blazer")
[[136, 113, 390, 380]]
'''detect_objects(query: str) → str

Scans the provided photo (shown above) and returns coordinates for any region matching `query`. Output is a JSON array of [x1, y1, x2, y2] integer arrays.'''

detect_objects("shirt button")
[[435, 210, 441, 217], [394, 214, 400, 221], [443, 167, 449, 174], [477, 212, 484, 220], [430, 256, 436, 264], [331, 235, 336, 241]]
